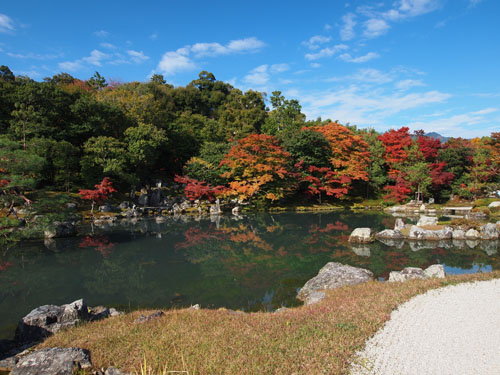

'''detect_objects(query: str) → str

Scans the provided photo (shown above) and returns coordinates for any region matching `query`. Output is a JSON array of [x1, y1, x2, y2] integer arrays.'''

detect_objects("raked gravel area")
[[350, 279, 500, 375]]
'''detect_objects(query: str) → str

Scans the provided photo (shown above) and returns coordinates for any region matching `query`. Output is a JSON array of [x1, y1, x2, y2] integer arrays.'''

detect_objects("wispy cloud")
[[156, 37, 265, 76], [59, 49, 111, 71], [363, 18, 390, 38], [0, 13, 15, 33], [127, 50, 149, 63], [244, 64, 269, 86], [302, 35, 332, 50], [339, 52, 380, 63], [100, 42, 117, 49], [6, 51, 63, 60], [340, 13, 357, 41], [305, 44, 348, 61], [328, 68, 393, 84], [93, 30, 110, 38], [395, 79, 425, 90], [270, 63, 290, 73]]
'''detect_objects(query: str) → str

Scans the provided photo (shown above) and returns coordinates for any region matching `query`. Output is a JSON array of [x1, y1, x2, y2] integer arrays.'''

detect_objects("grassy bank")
[[40, 271, 500, 375]]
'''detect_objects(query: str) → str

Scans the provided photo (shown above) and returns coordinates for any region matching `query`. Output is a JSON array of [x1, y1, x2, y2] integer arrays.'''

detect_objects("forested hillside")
[[1, 65, 499, 207]]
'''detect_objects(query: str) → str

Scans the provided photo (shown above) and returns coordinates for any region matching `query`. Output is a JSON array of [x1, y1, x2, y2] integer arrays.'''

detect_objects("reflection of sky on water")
[[444, 265, 493, 275]]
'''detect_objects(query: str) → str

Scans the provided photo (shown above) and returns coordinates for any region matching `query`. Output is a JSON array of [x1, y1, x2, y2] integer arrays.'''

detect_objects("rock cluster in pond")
[[388, 264, 446, 282], [297, 262, 374, 305], [348, 228, 374, 243]]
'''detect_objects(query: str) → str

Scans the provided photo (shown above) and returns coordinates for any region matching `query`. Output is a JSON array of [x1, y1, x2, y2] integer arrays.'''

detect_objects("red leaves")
[[430, 162, 454, 189], [79, 236, 115, 258], [417, 135, 441, 162], [174, 175, 226, 202], [378, 127, 413, 165], [78, 177, 116, 204], [0, 179, 9, 188]]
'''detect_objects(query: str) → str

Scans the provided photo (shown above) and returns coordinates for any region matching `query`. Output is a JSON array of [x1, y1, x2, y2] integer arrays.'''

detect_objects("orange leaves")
[[220, 134, 291, 201], [174, 175, 226, 202], [378, 127, 413, 165]]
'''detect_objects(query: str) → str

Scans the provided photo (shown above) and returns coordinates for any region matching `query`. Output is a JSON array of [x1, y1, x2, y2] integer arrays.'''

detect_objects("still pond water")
[[1, 211, 499, 339]]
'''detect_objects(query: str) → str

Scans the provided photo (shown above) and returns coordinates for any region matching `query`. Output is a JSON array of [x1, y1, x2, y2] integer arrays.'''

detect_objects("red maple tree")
[[174, 175, 226, 202], [78, 177, 116, 215]]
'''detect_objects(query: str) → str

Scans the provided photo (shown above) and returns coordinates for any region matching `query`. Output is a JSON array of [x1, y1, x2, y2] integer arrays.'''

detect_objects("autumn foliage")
[[174, 175, 226, 202], [78, 177, 116, 214]]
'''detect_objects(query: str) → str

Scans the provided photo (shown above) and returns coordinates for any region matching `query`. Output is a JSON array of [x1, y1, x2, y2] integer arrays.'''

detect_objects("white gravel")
[[350, 279, 500, 375]]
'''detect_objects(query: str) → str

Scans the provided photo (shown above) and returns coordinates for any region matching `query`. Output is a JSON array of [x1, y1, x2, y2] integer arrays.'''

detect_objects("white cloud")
[[395, 79, 425, 90], [59, 60, 83, 72], [363, 18, 390, 38], [93, 30, 110, 38], [311, 63, 321, 68], [150, 33, 158, 40], [328, 68, 393, 84], [83, 49, 109, 66], [324, 23, 332, 31], [270, 63, 290, 73], [127, 50, 149, 64], [100, 42, 117, 49], [157, 49, 196, 75], [0, 13, 14, 33], [59, 49, 110, 72], [305, 44, 348, 60], [302, 35, 332, 50], [339, 52, 380, 63], [244, 65, 269, 86], [340, 13, 356, 41], [227, 37, 265, 52], [6, 51, 62, 60], [472, 107, 498, 115]]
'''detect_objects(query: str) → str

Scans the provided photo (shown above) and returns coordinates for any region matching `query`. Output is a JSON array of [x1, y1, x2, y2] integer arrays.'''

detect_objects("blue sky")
[[1, 0, 499, 137]]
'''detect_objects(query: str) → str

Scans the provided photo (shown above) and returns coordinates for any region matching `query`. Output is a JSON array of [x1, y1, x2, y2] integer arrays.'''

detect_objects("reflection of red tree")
[[79, 236, 115, 258], [0, 261, 13, 271], [175, 226, 226, 250], [308, 221, 349, 233]]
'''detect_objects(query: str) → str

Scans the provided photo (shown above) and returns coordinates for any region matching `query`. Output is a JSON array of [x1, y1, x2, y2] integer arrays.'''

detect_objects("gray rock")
[[180, 200, 191, 210], [149, 189, 164, 207], [66, 203, 77, 210], [297, 262, 373, 304], [15, 299, 88, 344], [274, 307, 289, 313], [480, 223, 499, 240], [487, 201, 500, 208], [138, 193, 149, 207], [348, 228, 373, 243], [302, 291, 327, 306], [105, 367, 125, 375], [172, 203, 183, 214], [388, 267, 426, 282], [98, 204, 119, 213], [376, 229, 404, 239], [424, 264, 446, 279], [465, 228, 480, 239], [11, 348, 91, 375], [44, 222, 76, 239], [134, 311, 164, 324], [119, 201, 131, 209], [408, 225, 452, 241], [394, 218, 405, 231], [417, 215, 438, 226], [452, 229, 466, 240]]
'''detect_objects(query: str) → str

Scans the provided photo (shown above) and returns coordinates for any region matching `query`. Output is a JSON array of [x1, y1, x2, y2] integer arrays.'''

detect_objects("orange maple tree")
[[220, 134, 292, 202]]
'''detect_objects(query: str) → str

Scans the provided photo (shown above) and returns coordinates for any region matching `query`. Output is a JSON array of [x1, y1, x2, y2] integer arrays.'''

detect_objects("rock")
[[180, 200, 191, 210], [388, 267, 426, 282], [172, 203, 183, 214], [210, 199, 222, 215], [232, 206, 241, 215], [14, 299, 88, 344], [350, 244, 371, 257], [394, 218, 405, 231], [149, 189, 164, 207], [189, 304, 200, 310], [98, 204, 119, 213], [417, 215, 438, 226], [408, 225, 426, 240], [408, 225, 452, 241], [11, 348, 91, 375], [424, 264, 446, 279], [465, 228, 480, 240], [297, 262, 373, 304], [44, 221, 76, 239], [488, 201, 500, 208], [452, 229, 466, 240], [348, 228, 373, 243], [138, 193, 149, 207], [419, 204, 426, 211], [274, 307, 289, 313], [66, 203, 77, 210], [134, 311, 164, 324], [302, 291, 327, 306], [428, 198, 435, 204], [119, 201, 131, 209], [480, 223, 499, 240], [105, 367, 125, 375], [376, 229, 404, 239]]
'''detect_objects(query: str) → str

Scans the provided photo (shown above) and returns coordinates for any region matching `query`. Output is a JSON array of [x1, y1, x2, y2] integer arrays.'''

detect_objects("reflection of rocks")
[[44, 222, 76, 239], [466, 239, 480, 249], [389, 265, 445, 282], [348, 228, 373, 243], [481, 240, 499, 256], [10, 348, 92, 375], [480, 223, 499, 240], [43, 237, 75, 252], [376, 237, 405, 248], [297, 262, 373, 305], [452, 239, 467, 248], [350, 244, 371, 257]]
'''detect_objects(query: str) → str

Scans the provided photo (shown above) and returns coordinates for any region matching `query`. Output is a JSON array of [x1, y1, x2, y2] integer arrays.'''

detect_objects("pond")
[[1, 211, 498, 340]]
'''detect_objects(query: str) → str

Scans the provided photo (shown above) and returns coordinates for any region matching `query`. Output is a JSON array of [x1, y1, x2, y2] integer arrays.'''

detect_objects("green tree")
[[262, 91, 305, 135]]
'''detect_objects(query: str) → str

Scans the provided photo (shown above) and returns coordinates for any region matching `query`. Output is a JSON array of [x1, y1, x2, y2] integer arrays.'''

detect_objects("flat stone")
[[388, 267, 426, 282], [297, 262, 373, 304], [376, 229, 404, 239], [11, 348, 91, 375], [417, 215, 438, 226], [303, 291, 327, 306], [134, 311, 164, 324]]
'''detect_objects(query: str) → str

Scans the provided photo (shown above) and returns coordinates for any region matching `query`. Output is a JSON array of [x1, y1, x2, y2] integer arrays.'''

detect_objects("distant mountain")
[[424, 132, 450, 143]]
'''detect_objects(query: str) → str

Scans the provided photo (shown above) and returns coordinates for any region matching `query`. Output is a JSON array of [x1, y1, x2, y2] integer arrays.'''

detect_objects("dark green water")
[[1, 211, 498, 340]]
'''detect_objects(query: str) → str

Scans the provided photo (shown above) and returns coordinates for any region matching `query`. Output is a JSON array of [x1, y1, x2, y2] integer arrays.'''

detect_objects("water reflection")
[[0, 211, 498, 340]]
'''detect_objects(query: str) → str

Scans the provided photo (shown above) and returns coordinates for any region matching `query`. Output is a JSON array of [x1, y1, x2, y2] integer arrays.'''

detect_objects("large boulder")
[[488, 201, 500, 209], [465, 228, 480, 240], [11, 348, 91, 375], [137, 193, 149, 207], [423, 264, 446, 279], [452, 229, 466, 240], [15, 299, 88, 344], [297, 262, 373, 305], [408, 225, 452, 241], [388, 267, 426, 282], [480, 223, 499, 240], [417, 215, 438, 227], [348, 228, 373, 243], [149, 189, 164, 207], [376, 229, 403, 239], [43, 222, 76, 239]]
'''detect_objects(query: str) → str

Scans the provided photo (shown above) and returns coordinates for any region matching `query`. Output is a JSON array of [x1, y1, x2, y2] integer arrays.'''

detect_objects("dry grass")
[[41, 271, 500, 375]]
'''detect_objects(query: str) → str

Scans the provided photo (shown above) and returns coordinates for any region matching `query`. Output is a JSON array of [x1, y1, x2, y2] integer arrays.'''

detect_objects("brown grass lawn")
[[41, 271, 500, 375]]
